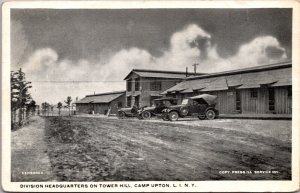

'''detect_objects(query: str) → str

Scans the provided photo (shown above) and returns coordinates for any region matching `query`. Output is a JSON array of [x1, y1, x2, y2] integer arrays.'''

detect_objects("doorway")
[[268, 88, 275, 112], [235, 90, 241, 112]]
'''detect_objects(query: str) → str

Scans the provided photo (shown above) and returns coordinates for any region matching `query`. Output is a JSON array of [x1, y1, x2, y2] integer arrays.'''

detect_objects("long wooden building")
[[162, 61, 292, 115], [75, 91, 125, 115]]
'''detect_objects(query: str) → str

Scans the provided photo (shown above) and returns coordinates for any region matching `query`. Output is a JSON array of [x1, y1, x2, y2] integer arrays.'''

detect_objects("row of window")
[[249, 87, 292, 99], [127, 78, 162, 92], [127, 78, 140, 91]]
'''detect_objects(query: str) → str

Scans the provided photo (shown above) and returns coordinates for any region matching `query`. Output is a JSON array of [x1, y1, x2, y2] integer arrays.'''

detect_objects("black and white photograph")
[[1, 1, 300, 192]]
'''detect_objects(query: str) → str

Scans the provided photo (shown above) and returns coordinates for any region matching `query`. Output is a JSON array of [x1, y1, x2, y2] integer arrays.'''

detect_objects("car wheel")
[[168, 111, 179, 121], [198, 115, 206, 120], [141, 111, 151, 119], [137, 114, 143, 120], [206, 109, 216, 120], [162, 114, 170, 121], [179, 107, 189, 116], [117, 111, 126, 119]]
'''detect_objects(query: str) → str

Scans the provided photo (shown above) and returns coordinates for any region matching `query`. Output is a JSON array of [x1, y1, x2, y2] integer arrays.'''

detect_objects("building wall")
[[76, 94, 126, 115], [168, 86, 292, 114], [125, 75, 181, 107], [76, 103, 109, 114], [109, 94, 126, 114], [274, 86, 292, 114], [76, 103, 94, 114]]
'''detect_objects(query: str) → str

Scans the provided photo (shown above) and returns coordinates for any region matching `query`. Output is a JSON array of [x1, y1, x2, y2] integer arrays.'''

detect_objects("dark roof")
[[187, 61, 291, 80], [124, 69, 205, 80], [75, 91, 125, 104], [162, 61, 292, 94]]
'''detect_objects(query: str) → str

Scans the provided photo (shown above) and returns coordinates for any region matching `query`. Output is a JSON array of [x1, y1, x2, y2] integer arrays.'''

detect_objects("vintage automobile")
[[162, 94, 219, 121], [139, 97, 177, 120], [117, 105, 144, 119]]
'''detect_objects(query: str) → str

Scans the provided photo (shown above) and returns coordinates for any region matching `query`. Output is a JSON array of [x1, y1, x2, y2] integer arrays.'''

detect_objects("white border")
[[2, 1, 300, 192]]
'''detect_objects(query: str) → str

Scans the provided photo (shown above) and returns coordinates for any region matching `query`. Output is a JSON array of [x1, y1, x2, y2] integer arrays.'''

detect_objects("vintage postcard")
[[1, 0, 300, 192]]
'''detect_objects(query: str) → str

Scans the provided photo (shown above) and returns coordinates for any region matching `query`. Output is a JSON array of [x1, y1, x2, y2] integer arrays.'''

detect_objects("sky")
[[11, 8, 292, 105]]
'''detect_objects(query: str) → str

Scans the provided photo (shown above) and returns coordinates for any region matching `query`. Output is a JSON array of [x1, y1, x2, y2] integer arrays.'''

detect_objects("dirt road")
[[45, 116, 291, 181], [11, 116, 54, 181]]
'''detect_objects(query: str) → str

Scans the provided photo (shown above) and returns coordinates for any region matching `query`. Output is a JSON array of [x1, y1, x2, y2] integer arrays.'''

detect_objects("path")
[[11, 116, 54, 181]]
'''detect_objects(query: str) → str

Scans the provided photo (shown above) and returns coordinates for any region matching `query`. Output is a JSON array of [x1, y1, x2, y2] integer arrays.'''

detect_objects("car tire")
[[137, 114, 143, 120], [117, 111, 126, 119], [179, 107, 189, 116], [168, 111, 179, 121], [206, 109, 216, 120], [162, 114, 170, 121], [141, 111, 151, 119]]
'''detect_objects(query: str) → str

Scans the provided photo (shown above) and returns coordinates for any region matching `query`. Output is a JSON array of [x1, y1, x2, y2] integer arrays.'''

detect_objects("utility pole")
[[192, 63, 199, 75], [186, 67, 189, 77]]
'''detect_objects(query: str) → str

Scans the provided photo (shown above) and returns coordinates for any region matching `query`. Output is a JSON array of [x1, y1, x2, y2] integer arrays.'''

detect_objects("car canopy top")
[[153, 97, 177, 101], [189, 94, 217, 105]]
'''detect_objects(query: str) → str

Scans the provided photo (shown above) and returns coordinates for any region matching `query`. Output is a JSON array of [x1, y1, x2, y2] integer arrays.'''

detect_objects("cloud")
[[11, 20, 31, 69], [199, 35, 288, 72], [20, 24, 288, 104], [155, 24, 212, 70]]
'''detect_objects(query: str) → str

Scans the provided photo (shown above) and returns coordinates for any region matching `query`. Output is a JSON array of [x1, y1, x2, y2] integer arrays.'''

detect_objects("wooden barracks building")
[[75, 91, 125, 115], [123, 69, 204, 108], [76, 61, 292, 116], [162, 61, 292, 115]]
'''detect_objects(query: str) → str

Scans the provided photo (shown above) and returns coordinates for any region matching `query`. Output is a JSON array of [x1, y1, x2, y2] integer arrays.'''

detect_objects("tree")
[[64, 96, 72, 116], [11, 68, 33, 127], [57, 102, 62, 116], [41, 102, 50, 116], [11, 71, 19, 127], [26, 100, 36, 117], [50, 105, 55, 116]]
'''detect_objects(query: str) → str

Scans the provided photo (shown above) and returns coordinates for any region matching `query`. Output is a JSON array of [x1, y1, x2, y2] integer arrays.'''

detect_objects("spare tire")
[[179, 107, 189, 116]]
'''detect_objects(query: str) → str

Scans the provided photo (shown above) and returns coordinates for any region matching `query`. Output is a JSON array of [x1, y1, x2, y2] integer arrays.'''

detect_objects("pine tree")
[[11, 68, 32, 128]]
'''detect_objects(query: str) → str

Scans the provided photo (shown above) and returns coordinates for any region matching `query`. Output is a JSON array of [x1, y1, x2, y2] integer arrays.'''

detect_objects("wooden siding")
[[275, 87, 292, 114], [213, 90, 236, 114], [109, 94, 126, 114], [169, 86, 292, 115], [126, 75, 181, 107], [76, 94, 125, 115], [76, 103, 109, 114]]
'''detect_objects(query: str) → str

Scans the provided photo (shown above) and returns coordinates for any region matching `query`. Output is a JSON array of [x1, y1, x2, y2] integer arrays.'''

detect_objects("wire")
[[29, 79, 185, 83]]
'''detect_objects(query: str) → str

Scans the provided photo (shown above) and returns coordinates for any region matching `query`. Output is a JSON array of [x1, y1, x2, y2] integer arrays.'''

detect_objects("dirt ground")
[[43, 116, 291, 181], [11, 116, 54, 181]]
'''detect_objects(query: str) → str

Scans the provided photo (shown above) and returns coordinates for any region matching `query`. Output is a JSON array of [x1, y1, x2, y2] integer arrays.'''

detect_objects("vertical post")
[[192, 63, 199, 75], [186, 67, 188, 77]]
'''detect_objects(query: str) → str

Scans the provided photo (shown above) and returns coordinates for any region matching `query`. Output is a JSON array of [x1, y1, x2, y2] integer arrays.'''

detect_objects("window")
[[135, 78, 140, 91], [117, 102, 123, 108], [288, 86, 292, 98], [150, 79, 162, 91], [127, 96, 131, 107], [250, 89, 258, 98], [127, 79, 132, 91]]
